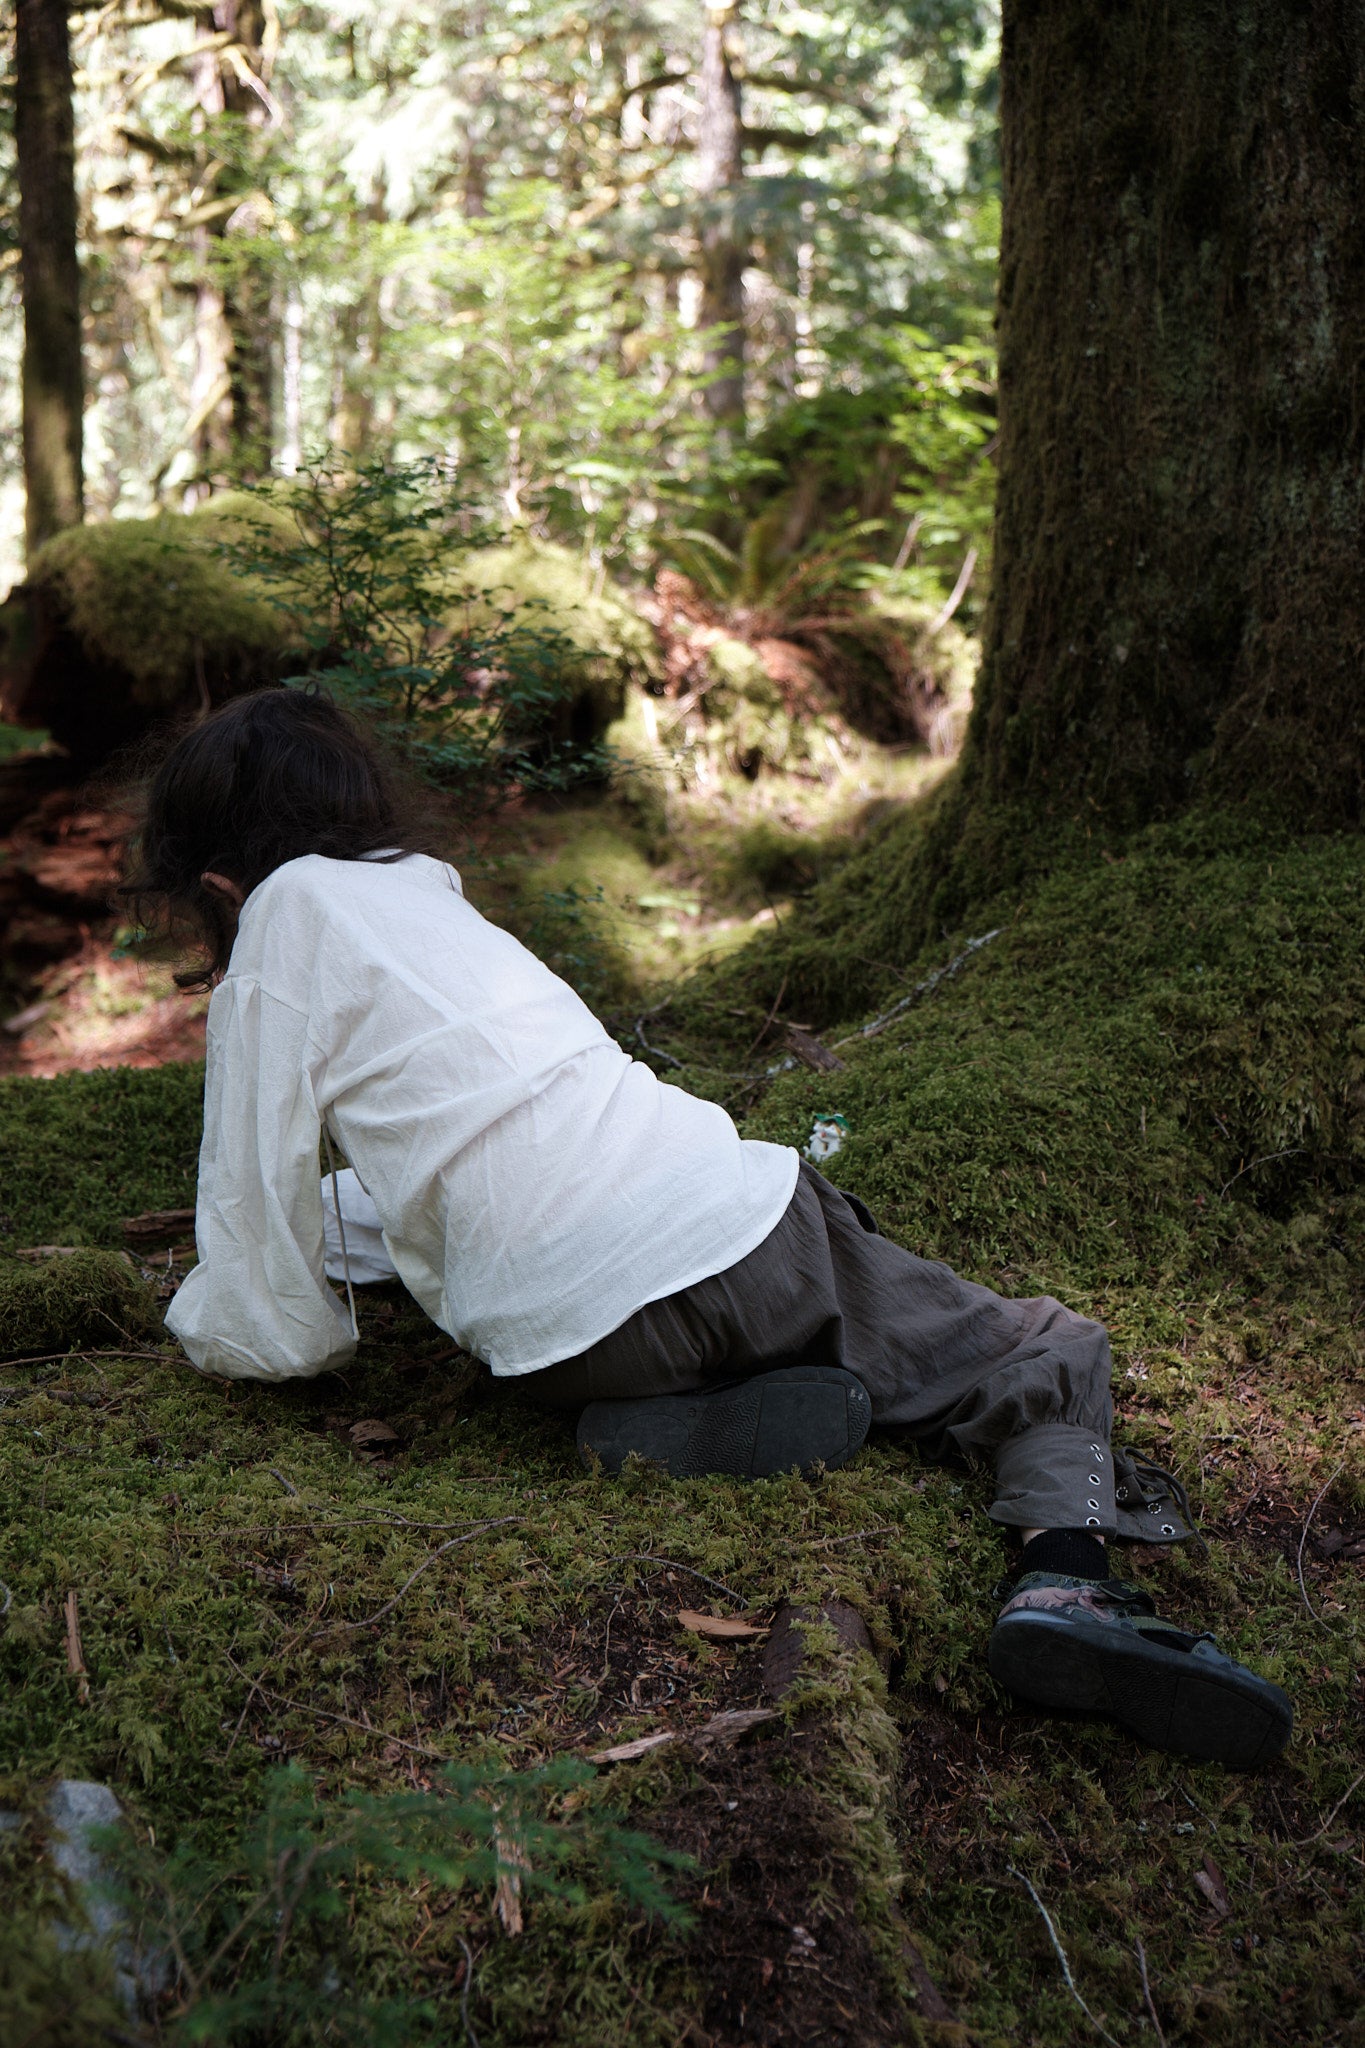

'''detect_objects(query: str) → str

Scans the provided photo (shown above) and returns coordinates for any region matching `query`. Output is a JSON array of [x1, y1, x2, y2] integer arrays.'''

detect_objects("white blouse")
[[166, 852, 797, 1382]]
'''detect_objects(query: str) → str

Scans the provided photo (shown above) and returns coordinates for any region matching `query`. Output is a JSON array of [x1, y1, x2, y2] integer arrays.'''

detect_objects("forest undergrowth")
[[1, 802, 1362, 2047]]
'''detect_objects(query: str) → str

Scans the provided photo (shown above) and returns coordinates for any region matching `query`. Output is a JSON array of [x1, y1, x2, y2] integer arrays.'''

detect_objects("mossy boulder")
[[0, 1250, 162, 1360], [446, 539, 658, 744], [0, 500, 300, 769]]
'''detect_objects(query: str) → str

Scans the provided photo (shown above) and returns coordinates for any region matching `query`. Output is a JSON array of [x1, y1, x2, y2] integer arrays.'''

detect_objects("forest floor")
[[1, 778, 1363, 2045]]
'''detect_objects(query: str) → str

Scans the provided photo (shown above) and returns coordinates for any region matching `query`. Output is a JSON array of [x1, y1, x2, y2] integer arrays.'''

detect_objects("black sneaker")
[[576, 1366, 872, 1480], [988, 1573, 1293, 1769]]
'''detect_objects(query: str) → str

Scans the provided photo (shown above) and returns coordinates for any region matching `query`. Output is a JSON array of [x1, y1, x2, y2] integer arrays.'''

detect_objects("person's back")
[[168, 847, 795, 1378]]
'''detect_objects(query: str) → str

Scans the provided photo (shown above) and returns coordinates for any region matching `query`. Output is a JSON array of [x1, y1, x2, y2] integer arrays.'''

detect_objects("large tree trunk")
[[963, 0, 1365, 832], [696, 6, 745, 435], [15, 0, 84, 555]]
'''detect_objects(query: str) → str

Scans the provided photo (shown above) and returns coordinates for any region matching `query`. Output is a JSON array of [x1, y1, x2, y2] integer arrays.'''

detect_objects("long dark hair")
[[122, 687, 446, 988]]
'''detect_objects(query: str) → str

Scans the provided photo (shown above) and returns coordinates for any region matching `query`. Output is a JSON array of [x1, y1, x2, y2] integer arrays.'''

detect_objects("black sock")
[[1017, 1528, 1109, 1582]]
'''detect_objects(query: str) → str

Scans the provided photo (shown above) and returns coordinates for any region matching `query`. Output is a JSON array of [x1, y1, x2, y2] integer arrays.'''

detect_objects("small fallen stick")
[[222, 1651, 450, 1761], [64, 1590, 91, 1704], [3, 1350, 175, 1368], [604, 1554, 748, 1607], [1007, 1867, 1122, 2048], [311, 1518, 522, 1636], [1296, 1457, 1346, 1627], [1292, 1766, 1365, 1849], [1134, 1936, 1168, 2048]]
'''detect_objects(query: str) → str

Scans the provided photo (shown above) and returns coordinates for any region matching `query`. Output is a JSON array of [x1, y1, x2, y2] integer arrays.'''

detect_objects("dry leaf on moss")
[[1195, 1856, 1231, 1917], [677, 1607, 767, 1640]]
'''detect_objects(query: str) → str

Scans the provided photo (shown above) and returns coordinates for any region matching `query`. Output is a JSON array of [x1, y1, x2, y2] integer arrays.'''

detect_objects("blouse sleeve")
[[165, 976, 358, 1381]]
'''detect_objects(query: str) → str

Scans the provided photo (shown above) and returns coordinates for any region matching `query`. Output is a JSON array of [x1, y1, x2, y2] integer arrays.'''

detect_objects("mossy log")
[[967, 0, 1365, 831]]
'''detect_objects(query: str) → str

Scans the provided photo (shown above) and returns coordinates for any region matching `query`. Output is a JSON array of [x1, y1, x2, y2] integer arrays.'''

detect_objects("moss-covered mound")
[[448, 538, 659, 742], [0, 501, 298, 767], [0, 1250, 161, 1360]]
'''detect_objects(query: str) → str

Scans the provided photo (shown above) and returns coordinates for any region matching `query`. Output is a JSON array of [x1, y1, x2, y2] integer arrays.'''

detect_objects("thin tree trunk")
[[962, 0, 1365, 833], [696, 5, 745, 435], [15, 0, 84, 554], [216, 0, 275, 479], [188, 0, 275, 485]]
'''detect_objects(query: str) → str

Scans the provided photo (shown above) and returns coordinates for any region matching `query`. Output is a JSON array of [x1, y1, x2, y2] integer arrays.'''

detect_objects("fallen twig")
[[1218, 1149, 1305, 1199], [605, 1554, 747, 1608], [744, 971, 789, 1055], [64, 1590, 91, 1704], [832, 930, 1001, 1049], [1134, 1937, 1167, 2048], [590, 1706, 778, 1764], [1296, 1458, 1346, 1626], [268, 1469, 299, 1496], [926, 545, 977, 635], [456, 1933, 482, 2048], [223, 1651, 449, 1760], [634, 1019, 683, 1069], [1007, 1868, 1122, 2048], [1292, 1767, 1365, 1848], [0, 1582, 11, 1619], [313, 1518, 522, 1636], [2, 1349, 175, 1368], [185, 1513, 513, 1539]]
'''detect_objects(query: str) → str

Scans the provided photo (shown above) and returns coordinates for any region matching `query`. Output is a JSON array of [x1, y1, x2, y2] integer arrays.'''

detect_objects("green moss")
[[25, 498, 295, 707], [1, 808, 1363, 2042], [721, 821, 1365, 1298], [0, 1250, 161, 1359], [0, 1062, 205, 1249]]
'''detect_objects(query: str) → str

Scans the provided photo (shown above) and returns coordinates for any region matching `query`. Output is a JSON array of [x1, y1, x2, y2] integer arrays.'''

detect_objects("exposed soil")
[[640, 1728, 911, 2048]]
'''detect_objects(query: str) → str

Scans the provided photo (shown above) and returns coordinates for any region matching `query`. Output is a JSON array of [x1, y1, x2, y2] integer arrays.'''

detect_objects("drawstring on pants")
[[321, 1120, 360, 1342]]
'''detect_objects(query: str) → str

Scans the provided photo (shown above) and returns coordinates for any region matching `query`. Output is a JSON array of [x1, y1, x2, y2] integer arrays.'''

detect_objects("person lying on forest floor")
[[126, 687, 1293, 1772]]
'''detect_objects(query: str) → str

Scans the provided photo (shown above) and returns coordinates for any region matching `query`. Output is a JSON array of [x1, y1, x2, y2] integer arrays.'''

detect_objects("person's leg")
[[535, 1163, 1291, 1766], [532, 1243, 872, 1479]]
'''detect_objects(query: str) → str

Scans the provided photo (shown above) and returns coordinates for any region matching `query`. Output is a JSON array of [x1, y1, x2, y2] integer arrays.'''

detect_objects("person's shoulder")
[[249, 851, 459, 916]]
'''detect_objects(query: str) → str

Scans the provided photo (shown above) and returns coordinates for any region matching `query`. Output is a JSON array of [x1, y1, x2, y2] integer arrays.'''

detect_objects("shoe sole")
[[577, 1366, 872, 1480], [988, 1612, 1293, 1769]]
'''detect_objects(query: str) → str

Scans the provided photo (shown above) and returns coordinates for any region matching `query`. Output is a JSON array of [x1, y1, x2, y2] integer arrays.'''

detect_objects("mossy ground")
[[0, 805, 1362, 2045]]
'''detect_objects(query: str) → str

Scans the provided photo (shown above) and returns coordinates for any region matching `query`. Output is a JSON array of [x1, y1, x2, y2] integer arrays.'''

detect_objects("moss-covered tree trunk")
[[964, 0, 1365, 832], [15, 0, 84, 556]]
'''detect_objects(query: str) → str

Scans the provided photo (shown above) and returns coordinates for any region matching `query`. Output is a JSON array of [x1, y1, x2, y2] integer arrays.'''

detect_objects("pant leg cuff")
[[988, 1423, 1117, 1534]]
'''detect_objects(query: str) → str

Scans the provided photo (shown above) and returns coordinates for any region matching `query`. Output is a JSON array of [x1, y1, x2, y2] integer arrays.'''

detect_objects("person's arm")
[[166, 977, 357, 1381]]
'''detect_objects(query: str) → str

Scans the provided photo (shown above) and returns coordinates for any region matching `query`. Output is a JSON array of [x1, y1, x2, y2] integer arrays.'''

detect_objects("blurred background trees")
[[0, 0, 999, 597]]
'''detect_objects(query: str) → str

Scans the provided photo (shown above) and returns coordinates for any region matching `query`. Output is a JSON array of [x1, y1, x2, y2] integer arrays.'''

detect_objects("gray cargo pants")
[[531, 1161, 1122, 1535]]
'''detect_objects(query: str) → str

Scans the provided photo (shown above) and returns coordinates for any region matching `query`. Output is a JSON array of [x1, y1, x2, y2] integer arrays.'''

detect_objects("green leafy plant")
[[111, 1759, 690, 2044], [221, 459, 610, 810], [663, 514, 888, 639]]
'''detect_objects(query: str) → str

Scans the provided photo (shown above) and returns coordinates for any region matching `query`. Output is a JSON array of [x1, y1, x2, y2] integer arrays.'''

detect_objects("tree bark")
[[188, 0, 275, 486], [15, 0, 84, 555], [216, 1, 275, 480], [696, 5, 745, 435], [963, 0, 1365, 832]]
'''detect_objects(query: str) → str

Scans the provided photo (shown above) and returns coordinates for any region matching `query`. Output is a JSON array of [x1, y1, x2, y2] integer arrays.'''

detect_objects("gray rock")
[[44, 1779, 167, 2016]]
